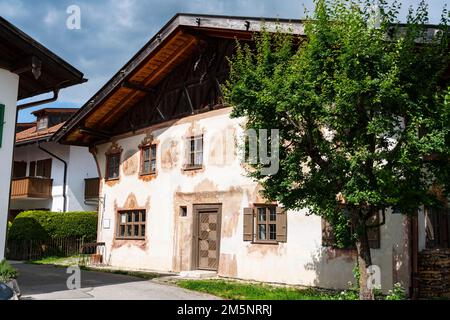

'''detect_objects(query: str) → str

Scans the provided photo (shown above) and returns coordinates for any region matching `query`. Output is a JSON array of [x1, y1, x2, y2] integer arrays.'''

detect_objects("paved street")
[[11, 262, 220, 300]]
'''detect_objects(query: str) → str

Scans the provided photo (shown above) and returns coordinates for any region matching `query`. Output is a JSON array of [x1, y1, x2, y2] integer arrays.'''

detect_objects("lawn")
[[27, 255, 165, 280], [176, 279, 355, 300], [27, 255, 83, 266]]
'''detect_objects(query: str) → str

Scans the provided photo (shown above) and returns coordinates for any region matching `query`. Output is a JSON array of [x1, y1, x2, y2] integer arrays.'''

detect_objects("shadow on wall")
[[305, 246, 357, 291]]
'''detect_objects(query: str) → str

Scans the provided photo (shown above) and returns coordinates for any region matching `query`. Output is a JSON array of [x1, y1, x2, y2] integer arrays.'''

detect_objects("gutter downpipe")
[[38, 142, 67, 212], [17, 88, 59, 110]]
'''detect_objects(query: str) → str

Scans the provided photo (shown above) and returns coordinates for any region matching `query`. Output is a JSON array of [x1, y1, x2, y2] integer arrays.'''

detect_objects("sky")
[[0, 0, 448, 122]]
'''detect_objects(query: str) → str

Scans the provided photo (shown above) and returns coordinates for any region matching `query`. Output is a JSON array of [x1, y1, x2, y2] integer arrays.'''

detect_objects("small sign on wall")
[[0, 104, 5, 148], [103, 219, 111, 229]]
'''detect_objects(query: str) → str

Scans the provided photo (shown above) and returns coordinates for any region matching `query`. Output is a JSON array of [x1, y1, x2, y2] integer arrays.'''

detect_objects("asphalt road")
[[11, 262, 220, 300]]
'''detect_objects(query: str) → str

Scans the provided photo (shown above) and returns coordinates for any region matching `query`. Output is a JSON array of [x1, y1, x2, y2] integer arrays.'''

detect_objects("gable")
[[55, 14, 306, 146]]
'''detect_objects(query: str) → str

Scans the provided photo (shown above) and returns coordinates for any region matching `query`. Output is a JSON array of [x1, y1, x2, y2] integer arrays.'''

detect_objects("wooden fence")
[[6, 238, 86, 261]]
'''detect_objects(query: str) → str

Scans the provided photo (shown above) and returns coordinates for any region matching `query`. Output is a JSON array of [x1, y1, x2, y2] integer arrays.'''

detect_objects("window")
[[180, 206, 187, 217], [13, 161, 27, 178], [243, 206, 287, 243], [29, 159, 52, 178], [106, 153, 120, 180], [185, 135, 203, 169], [141, 144, 157, 175], [321, 210, 381, 249], [36, 116, 48, 131], [116, 210, 146, 239], [256, 206, 277, 241]]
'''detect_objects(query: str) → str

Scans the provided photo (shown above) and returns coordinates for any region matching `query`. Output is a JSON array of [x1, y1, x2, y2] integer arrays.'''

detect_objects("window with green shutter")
[[0, 104, 5, 148]]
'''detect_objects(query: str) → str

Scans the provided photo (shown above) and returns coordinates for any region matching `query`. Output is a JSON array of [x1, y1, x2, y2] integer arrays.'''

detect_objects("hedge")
[[8, 211, 97, 241]]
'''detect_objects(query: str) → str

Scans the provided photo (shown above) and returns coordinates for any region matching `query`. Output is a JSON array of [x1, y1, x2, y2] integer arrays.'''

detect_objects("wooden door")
[[194, 204, 222, 271]]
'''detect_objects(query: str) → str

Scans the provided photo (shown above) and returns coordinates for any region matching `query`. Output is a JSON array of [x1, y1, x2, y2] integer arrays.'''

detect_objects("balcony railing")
[[85, 178, 100, 200], [11, 177, 53, 199]]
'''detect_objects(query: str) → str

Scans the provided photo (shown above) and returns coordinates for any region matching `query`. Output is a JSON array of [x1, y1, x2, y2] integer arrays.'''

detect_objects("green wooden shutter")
[[0, 104, 5, 148]]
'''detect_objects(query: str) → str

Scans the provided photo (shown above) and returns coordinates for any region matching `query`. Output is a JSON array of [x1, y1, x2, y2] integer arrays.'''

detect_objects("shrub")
[[8, 211, 97, 241], [0, 260, 17, 282], [385, 283, 407, 300]]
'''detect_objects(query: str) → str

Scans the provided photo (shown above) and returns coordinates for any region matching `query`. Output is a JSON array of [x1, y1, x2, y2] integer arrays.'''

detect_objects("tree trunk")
[[352, 210, 375, 300]]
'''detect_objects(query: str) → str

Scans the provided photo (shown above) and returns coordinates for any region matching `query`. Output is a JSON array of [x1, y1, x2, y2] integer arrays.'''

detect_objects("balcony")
[[11, 177, 53, 199], [85, 177, 100, 201]]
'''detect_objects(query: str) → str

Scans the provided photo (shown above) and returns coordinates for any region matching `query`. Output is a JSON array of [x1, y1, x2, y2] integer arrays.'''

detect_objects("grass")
[[27, 255, 164, 280], [27, 255, 84, 266], [177, 279, 353, 300], [0, 259, 18, 282]]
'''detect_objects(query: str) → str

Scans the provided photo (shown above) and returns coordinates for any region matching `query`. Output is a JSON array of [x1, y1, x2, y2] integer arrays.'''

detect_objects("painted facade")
[[93, 107, 410, 293], [56, 14, 450, 296]]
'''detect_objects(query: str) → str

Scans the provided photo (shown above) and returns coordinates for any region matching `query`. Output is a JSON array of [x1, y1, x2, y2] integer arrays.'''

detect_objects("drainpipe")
[[38, 142, 67, 212]]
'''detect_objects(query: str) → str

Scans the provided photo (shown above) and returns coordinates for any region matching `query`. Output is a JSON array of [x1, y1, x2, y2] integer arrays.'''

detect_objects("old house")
[[9, 107, 99, 221], [0, 17, 85, 260], [55, 14, 449, 297]]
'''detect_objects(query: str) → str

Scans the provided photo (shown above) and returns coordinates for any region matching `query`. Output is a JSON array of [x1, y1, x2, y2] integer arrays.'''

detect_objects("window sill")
[[139, 172, 156, 177], [115, 237, 145, 241], [251, 240, 279, 245], [183, 165, 203, 171], [105, 177, 119, 182]]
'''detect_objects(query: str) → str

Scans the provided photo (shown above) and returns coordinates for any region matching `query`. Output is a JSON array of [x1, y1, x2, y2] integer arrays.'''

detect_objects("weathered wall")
[[0, 69, 19, 260], [95, 107, 409, 292]]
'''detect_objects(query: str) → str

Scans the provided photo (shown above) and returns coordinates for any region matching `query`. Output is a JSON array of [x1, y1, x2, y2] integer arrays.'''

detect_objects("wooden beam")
[[93, 34, 198, 127], [184, 86, 194, 114], [78, 126, 111, 139], [121, 81, 156, 93]]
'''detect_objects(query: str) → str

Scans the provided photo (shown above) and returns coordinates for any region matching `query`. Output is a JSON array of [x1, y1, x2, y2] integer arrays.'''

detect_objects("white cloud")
[[111, 0, 137, 28], [43, 9, 60, 26]]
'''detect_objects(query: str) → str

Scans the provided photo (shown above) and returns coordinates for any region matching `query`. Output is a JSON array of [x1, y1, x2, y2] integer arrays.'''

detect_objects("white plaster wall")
[[95, 108, 410, 292], [66, 145, 98, 212], [13, 142, 67, 212], [0, 69, 19, 260], [12, 142, 98, 213]]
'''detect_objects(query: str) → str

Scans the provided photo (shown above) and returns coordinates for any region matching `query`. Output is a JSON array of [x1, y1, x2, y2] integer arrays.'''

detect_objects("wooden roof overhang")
[[54, 14, 306, 146], [0, 17, 86, 100]]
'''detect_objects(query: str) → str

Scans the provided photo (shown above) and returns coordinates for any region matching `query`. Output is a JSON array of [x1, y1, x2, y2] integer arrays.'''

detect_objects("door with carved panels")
[[194, 204, 222, 271]]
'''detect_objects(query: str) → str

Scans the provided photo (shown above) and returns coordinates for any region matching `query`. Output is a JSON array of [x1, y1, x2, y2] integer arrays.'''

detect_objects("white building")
[[56, 14, 450, 298], [9, 107, 99, 220], [0, 17, 86, 260]]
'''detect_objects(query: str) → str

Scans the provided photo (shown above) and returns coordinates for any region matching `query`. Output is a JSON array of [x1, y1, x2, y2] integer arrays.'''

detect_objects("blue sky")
[[0, 0, 448, 122]]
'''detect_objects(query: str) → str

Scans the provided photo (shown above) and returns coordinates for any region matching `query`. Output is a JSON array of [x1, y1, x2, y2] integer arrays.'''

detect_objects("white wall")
[[66, 145, 98, 212], [12, 142, 98, 212], [0, 69, 19, 260]]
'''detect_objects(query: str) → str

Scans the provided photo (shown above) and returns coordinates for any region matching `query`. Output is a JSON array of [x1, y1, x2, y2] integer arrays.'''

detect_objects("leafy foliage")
[[385, 283, 407, 300], [8, 211, 97, 241], [224, 0, 450, 298], [224, 0, 450, 239], [0, 259, 17, 282]]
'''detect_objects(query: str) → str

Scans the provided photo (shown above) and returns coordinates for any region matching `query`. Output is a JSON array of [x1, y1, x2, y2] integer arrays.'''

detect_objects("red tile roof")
[[16, 122, 64, 145]]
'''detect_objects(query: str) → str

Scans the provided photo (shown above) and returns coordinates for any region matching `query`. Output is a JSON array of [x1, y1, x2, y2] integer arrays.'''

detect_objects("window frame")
[[105, 152, 121, 181], [116, 209, 146, 240], [36, 116, 48, 131], [29, 159, 52, 178], [185, 135, 203, 170], [140, 144, 157, 176], [254, 204, 278, 244]]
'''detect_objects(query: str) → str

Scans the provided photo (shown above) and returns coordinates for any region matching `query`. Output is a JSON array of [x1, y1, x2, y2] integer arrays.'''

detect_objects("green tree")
[[224, 0, 450, 299]]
